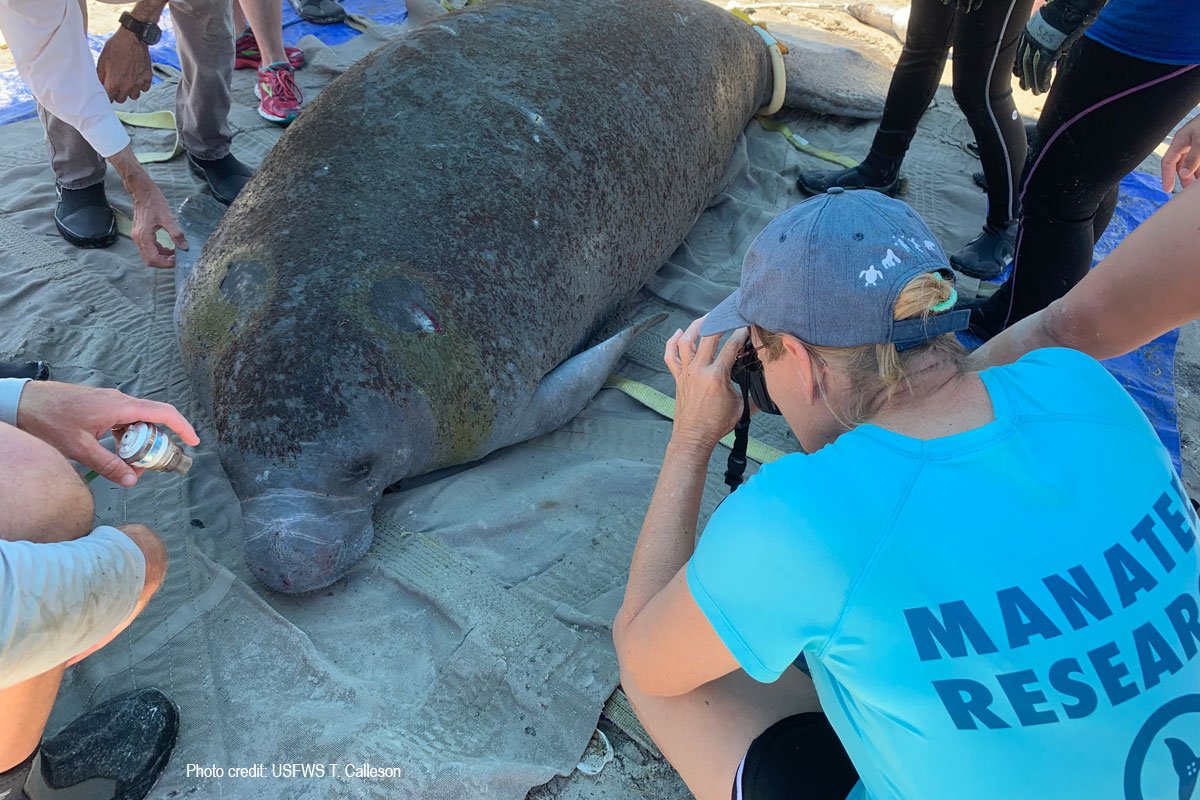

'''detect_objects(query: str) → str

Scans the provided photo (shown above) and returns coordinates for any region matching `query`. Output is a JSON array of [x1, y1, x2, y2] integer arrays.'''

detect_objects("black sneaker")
[[950, 222, 1018, 280], [23, 689, 179, 800], [187, 153, 254, 205], [0, 360, 50, 380], [959, 283, 1011, 342], [54, 183, 118, 249], [796, 164, 901, 197]]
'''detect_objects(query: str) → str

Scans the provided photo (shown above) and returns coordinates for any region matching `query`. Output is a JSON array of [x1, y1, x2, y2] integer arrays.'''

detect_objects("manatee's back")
[[178, 0, 769, 466]]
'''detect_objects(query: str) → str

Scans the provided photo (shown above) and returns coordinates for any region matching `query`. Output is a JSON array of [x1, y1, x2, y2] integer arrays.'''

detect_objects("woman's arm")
[[970, 180, 1200, 368]]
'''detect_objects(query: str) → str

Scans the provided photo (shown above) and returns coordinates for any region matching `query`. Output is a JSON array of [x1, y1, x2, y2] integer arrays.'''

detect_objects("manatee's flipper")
[[484, 313, 668, 454], [1165, 738, 1200, 800], [173, 195, 228, 328], [174, 195, 227, 292]]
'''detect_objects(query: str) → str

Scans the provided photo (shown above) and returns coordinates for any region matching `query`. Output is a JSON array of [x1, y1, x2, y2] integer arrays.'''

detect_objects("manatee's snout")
[[240, 490, 375, 594]]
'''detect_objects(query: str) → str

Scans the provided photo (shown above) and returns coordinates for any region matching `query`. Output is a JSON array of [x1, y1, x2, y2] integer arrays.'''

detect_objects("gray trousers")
[[39, 0, 235, 189]]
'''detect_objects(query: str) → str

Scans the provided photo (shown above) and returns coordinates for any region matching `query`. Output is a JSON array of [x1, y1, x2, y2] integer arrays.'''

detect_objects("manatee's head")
[[218, 384, 438, 594], [182, 249, 465, 593]]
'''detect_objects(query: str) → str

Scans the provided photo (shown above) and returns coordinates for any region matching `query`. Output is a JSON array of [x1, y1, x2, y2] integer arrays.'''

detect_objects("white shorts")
[[0, 525, 145, 689]]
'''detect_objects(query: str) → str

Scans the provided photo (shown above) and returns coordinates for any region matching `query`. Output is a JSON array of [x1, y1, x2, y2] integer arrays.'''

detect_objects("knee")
[[118, 524, 168, 599], [951, 77, 988, 118], [0, 424, 93, 542]]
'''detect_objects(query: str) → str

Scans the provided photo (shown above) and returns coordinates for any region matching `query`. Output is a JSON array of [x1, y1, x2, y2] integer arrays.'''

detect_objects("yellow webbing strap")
[[755, 117, 859, 168], [605, 376, 789, 464], [114, 109, 183, 164]]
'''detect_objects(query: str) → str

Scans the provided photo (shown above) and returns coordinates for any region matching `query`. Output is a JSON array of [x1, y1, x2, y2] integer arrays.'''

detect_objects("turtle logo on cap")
[[860, 265, 884, 287]]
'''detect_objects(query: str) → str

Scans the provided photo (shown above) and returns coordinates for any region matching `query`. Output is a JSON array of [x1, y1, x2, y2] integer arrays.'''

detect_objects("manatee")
[[176, 0, 780, 593]]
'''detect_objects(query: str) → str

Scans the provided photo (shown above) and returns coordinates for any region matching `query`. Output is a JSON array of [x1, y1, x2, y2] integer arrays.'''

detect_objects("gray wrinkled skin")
[[177, 0, 772, 594]]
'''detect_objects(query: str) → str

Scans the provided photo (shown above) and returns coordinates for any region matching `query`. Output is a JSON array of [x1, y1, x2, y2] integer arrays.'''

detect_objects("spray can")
[[117, 422, 193, 475]]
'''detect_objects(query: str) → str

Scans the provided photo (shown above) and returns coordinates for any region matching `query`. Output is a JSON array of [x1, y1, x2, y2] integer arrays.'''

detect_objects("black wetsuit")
[[971, 2, 1200, 337], [861, 0, 1033, 228]]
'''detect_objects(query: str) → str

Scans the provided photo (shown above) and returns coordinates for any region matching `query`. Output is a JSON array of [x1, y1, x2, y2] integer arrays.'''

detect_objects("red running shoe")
[[255, 63, 303, 125], [235, 29, 305, 70]]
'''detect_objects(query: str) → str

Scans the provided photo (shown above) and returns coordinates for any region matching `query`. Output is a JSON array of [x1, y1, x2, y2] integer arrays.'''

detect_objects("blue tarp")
[[0, 0, 409, 127]]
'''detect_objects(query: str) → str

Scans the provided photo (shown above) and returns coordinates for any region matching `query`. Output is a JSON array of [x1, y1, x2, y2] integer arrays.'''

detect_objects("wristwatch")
[[118, 11, 162, 46]]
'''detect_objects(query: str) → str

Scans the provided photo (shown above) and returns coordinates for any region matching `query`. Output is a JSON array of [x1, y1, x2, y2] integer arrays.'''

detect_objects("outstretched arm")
[[970, 180, 1200, 368]]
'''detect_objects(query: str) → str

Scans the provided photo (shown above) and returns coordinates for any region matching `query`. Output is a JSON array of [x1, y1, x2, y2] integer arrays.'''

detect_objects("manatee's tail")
[[1166, 738, 1200, 800]]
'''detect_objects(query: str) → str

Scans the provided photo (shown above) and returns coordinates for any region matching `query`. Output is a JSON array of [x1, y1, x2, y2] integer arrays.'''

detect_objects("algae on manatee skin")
[[180, 246, 279, 361], [342, 272, 498, 469]]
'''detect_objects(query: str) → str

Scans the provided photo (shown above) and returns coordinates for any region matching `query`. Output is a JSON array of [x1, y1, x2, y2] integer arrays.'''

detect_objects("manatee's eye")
[[348, 460, 373, 481]]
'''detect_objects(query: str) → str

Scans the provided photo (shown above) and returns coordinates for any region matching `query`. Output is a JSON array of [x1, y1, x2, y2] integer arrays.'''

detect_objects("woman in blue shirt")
[[614, 189, 1200, 800]]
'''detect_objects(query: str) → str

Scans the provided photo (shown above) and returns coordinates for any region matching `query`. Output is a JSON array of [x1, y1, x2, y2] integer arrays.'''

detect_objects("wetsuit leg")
[[973, 37, 1200, 336], [949, 0, 1033, 228], [861, 0, 958, 179]]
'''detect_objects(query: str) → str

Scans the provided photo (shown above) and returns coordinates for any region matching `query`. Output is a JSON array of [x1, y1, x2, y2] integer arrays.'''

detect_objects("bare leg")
[[621, 665, 821, 800], [0, 426, 165, 770], [233, 0, 248, 34], [238, 0, 288, 65]]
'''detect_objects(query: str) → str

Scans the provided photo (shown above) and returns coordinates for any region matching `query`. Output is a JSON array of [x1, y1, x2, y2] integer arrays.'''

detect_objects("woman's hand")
[[1163, 115, 1200, 193], [663, 318, 749, 453]]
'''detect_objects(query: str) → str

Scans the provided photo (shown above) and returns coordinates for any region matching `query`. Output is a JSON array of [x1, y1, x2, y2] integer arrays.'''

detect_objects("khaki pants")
[[38, 0, 234, 189]]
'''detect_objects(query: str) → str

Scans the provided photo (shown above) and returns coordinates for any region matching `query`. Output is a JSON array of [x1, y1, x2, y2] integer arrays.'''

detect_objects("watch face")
[[143, 23, 162, 45]]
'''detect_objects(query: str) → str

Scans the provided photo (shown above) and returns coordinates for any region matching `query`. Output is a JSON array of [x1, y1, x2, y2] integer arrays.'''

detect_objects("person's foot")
[[959, 282, 1012, 342], [796, 163, 901, 196], [949, 222, 1018, 280], [0, 360, 50, 380], [234, 28, 305, 70], [255, 63, 303, 125], [187, 153, 255, 205], [53, 183, 118, 249], [20, 689, 179, 800], [288, 0, 347, 24]]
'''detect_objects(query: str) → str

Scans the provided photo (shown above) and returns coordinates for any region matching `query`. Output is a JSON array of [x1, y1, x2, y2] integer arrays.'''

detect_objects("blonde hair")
[[757, 272, 966, 426]]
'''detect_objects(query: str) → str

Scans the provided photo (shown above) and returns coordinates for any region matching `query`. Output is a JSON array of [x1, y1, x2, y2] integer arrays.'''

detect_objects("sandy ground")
[[3, 3, 1199, 799]]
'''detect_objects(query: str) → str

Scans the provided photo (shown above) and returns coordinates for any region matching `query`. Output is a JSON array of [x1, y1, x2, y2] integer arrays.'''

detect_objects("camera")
[[730, 340, 781, 415]]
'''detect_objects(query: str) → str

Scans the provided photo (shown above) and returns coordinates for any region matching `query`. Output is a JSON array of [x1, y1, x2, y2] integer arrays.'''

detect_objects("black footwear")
[[25, 689, 179, 800], [54, 183, 118, 249], [288, 0, 346, 23], [950, 222, 1018, 280], [0, 360, 50, 380], [187, 153, 254, 205], [797, 164, 902, 196], [960, 283, 1011, 342]]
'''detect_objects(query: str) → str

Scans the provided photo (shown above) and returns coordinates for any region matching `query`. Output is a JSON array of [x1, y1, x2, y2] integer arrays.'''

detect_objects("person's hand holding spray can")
[[14, 381, 199, 486]]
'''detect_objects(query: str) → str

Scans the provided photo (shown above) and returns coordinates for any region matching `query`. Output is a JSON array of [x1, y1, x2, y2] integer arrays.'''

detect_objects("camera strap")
[[723, 382, 753, 493]]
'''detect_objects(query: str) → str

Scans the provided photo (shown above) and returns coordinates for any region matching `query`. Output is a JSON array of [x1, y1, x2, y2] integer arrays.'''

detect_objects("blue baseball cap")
[[699, 189, 969, 349]]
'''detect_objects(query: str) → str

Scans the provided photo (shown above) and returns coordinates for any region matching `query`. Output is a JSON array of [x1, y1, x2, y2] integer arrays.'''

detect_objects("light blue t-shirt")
[[688, 348, 1200, 800]]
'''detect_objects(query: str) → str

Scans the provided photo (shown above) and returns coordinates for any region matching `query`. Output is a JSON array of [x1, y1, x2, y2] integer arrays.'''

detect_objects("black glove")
[[1014, 0, 1105, 95]]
